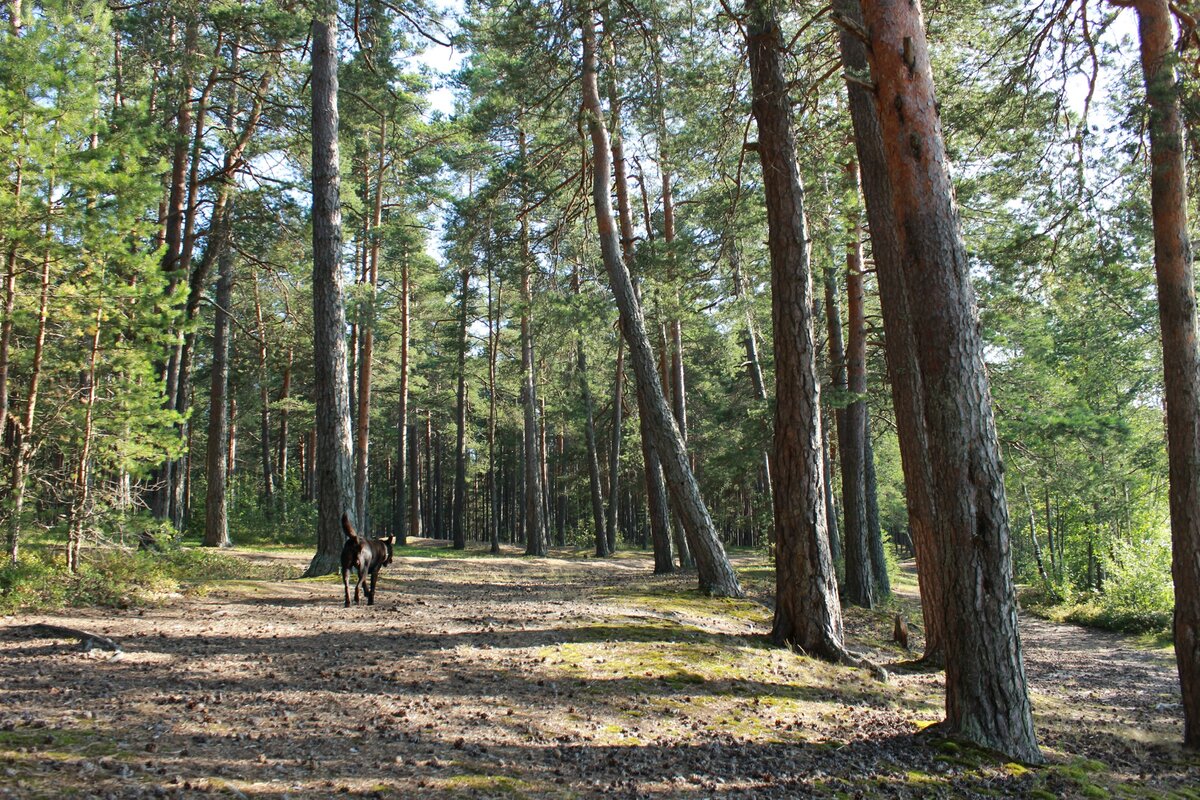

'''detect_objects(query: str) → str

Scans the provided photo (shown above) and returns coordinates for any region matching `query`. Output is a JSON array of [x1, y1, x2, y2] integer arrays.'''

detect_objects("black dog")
[[340, 513, 393, 607]]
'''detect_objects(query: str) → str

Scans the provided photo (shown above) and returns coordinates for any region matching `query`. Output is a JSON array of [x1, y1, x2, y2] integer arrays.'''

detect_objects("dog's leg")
[[342, 568, 352, 608], [367, 567, 378, 605], [355, 568, 367, 605]]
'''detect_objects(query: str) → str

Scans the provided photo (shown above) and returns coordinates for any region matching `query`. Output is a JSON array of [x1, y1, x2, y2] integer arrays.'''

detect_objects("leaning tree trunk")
[[580, 7, 741, 597], [836, 0, 944, 662], [858, 0, 1041, 762], [746, 0, 846, 659], [305, 4, 356, 577], [204, 209, 235, 548], [600, 15, 673, 569], [1130, 0, 1200, 749]]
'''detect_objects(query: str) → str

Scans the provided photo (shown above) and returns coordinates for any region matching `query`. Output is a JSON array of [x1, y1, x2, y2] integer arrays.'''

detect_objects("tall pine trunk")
[[858, 0, 1040, 762], [452, 263, 470, 550], [827, 236, 873, 607], [1132, 0, 1200, 748], [746, 0, 846, 659], [204, 209, 235, 548], [836, 0, 944, 661], [305, 4, 356, 576], [580, 6, 740, 597], [6, 245, 48, 564], [519, 129, 546, 557]]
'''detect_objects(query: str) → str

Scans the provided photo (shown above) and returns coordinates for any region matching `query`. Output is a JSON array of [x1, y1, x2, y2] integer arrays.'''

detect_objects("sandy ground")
[[1, 544, 1197, 798]]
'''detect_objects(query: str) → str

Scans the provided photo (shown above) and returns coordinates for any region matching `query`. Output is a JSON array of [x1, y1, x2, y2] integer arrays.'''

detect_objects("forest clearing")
[[0, 545, 1194, 799]]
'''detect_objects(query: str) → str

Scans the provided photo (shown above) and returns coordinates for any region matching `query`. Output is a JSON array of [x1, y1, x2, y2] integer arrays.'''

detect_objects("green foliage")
[[0, 538, 295, 614]]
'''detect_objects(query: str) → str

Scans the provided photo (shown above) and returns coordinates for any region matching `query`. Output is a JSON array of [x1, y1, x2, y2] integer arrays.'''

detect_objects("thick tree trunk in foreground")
[[858, 0, 1040, 762], [581, 9, 740, 596], [204, 213, 235, 548], [836, 0, 944, 661], [746, 0, 845, 658], [306, 6, 356, 577], [1132, 0, 1200, 749]]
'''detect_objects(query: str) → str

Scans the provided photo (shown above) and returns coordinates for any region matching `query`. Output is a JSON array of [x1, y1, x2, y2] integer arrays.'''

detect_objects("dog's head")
[[381, 535, 394, 566]]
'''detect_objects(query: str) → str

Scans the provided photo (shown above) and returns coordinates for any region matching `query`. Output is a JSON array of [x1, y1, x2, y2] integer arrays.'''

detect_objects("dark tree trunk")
[[1132, 0, 1200, 748], [606, 340, 624, 553], [252, 277, 275, 508], [822, 425, 842, 567], [305, 5, 356, 577], [858, 0, 1040, 762], [204, 211, 235, 548], [579, 341, 608, 556], [409, 421, 422, 538], [278, 348, 292, 517], [580, 7, 741, 597], [452, 263, 470, 550], [395, 252, 412, 545], [488, 270, 501, 554], [518, 133, 546, 556], [827, 232, 873, 607], [836, 0, 944, 662], [864, 414, 889, 598], [746, 0, 846, 659]]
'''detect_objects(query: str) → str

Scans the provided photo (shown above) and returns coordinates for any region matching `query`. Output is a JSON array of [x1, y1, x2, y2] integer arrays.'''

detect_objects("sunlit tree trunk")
[[1128, 0, 1200, 748], [836, 0, 943, 661], [581, 5, 740, 597], [746, 0, 846, 658], [6, 245, 48, 564], [858, 0, 1040, 761], [306, 3, 356, 576]]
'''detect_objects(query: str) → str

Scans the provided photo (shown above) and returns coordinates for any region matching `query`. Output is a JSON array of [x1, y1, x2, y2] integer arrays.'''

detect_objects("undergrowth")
[[0, 543, 299, 615]]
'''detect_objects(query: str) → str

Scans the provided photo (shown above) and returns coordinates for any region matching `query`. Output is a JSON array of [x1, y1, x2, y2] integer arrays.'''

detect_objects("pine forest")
[[1, 0, 1199, 796]]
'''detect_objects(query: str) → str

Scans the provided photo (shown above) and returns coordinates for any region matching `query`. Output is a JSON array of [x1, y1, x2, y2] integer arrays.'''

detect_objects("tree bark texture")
[[204, 211, 235, 548], [606, 340, 624, 553], [1133, 0, 1200, 748], [452, 263, 470, 550], [746, 0, 846, 658], [581, 8, 740, 596], [836, 0, 944, 661], [827, 239, 873, 607], [306, 6, 357, 577], [858, 0, 1041, 762]]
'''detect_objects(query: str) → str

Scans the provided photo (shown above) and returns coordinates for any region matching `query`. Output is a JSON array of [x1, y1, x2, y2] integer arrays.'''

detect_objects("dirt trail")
[[1, 546, 1196, 798]]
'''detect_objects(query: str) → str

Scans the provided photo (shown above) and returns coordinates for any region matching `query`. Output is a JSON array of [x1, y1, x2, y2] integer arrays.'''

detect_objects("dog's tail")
[[341, 513, 359, 540]]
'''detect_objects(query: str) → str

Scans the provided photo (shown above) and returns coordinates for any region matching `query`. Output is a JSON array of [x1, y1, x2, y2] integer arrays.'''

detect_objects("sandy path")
[[1, 548, 1196, 798]]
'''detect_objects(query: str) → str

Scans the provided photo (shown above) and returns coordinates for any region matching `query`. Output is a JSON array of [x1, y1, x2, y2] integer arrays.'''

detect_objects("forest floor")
[[1, 542, 1197, 799]]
